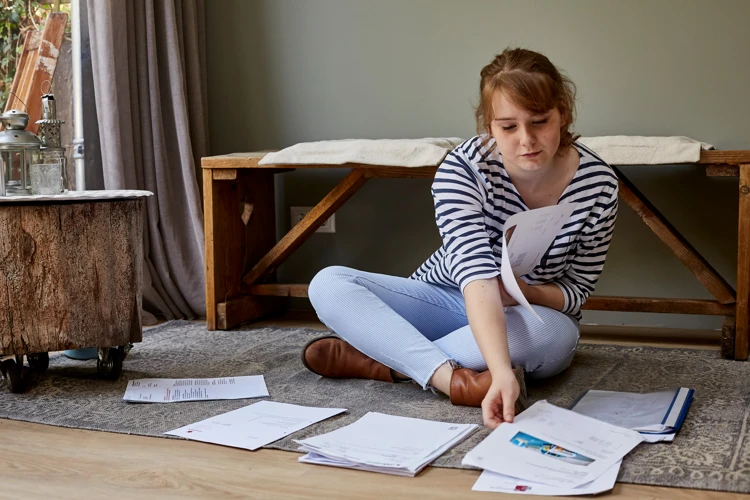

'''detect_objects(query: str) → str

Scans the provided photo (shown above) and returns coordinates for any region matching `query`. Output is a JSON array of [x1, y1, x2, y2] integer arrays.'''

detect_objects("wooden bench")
[[201, 151, 750, 360]]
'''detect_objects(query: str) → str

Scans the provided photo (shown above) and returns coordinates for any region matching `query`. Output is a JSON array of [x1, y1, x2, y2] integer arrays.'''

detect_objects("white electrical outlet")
[[290, 206, 336, 233]]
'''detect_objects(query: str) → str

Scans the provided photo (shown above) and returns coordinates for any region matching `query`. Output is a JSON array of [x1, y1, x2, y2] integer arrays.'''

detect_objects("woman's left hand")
[[497, 277, 530, 307]]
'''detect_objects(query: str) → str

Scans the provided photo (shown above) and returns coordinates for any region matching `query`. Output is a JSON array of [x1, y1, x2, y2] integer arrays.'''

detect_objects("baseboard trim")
[[580, 323, 719, 340], [285, 309, 720, 344]]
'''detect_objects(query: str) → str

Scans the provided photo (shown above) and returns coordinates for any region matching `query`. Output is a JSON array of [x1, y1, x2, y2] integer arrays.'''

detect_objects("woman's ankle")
[[429, 362, 454, 396]]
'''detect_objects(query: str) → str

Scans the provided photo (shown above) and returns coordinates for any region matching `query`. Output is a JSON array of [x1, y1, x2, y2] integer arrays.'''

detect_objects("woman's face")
[[489, 91, 564, 173]]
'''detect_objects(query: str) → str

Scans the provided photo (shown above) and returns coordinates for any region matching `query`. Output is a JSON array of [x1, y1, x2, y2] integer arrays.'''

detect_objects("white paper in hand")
[[501, 235, 540, 321], [500, 204, 577, 322]]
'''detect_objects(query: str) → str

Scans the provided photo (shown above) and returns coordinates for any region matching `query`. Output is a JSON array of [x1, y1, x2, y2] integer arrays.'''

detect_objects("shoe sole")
[[300, 335, 341, 376]]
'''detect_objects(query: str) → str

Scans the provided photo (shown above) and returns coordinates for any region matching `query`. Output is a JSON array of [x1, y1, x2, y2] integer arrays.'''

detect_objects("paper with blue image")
[[463, 400, 643, 489], [500, 204, 578, 322]]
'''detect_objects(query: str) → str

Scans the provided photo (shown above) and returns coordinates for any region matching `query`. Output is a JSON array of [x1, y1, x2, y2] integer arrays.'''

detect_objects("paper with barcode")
[[123, 376, 269, 403]]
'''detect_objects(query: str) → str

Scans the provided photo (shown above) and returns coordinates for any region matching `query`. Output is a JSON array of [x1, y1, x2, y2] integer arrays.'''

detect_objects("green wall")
[[205, 0, 750, 330]]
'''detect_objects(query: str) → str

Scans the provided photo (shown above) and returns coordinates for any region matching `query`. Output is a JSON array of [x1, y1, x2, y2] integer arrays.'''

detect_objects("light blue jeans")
[[308, 266, 580, 389]]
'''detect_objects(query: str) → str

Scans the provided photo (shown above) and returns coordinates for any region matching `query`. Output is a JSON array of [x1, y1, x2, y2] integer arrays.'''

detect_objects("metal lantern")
[[34, 93, 67, 193], [0, 109, 41, 196]]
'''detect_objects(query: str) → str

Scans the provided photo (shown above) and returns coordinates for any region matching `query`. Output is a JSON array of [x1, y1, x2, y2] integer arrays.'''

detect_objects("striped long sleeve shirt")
[[410, 135, 619, 319]]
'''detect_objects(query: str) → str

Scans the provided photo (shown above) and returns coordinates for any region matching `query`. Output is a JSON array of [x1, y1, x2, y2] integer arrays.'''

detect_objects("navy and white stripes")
[[410, 135, 619, 319]]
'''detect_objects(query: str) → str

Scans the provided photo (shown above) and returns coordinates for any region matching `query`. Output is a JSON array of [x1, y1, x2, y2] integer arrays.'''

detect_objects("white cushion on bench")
[[259, 137, 463, 167], [259, 136, 714, 168], [578, 136, 714, 165]]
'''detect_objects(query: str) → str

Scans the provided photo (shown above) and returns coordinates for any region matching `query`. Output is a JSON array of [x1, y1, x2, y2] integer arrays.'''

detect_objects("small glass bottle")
[[30, 149, 65, 195], [34, 93, 68, 194]]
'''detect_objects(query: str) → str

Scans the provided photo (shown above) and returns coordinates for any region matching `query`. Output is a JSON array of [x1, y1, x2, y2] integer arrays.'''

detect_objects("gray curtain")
[[87, 0, 207, 319]]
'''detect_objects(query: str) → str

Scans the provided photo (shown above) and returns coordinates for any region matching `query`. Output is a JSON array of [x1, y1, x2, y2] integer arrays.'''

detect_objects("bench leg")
[[735, 164, 750, 359], [203, 169, 284, 330], [721, 316, 736, 359], [614, 166, 736, 305], [242, 169, 369, 286]]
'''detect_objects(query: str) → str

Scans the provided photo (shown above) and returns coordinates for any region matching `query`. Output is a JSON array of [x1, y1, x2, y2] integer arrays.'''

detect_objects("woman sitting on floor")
[[300, 47, 619, 429]]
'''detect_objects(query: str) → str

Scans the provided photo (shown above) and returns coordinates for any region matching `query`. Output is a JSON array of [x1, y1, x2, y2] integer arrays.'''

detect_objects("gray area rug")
[[0, 320, 748, 493]]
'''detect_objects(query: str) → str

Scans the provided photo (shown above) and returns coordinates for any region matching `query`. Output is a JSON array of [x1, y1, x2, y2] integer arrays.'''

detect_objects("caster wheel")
[[27, 352, 49, 373], [97, 346, 124, 380], [1, 359, 24, 393]]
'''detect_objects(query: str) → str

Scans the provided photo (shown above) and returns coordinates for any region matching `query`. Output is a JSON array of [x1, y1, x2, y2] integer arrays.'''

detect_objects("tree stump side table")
[[0, 191, 150, 392]]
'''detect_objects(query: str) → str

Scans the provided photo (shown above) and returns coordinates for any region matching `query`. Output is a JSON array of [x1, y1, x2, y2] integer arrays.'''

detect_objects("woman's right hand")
[[481, 368, 520, 429]]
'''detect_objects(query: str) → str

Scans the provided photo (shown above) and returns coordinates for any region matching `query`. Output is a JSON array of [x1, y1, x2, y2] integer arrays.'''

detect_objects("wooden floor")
[[0, 315, 743, 500]]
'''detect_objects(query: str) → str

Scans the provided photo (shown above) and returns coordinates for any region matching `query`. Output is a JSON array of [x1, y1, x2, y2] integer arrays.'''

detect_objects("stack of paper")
[[296, 412, 478, 476], [571, 387, 694, 443], [165, 401, 346, 450], [123, 376, 269, 403], [463, 401, 644, 495]]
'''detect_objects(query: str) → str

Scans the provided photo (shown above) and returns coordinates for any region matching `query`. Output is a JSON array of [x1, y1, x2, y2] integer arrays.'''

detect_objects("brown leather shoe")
[[449, 366, 528, 414], [301, 336, 395, 383]]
